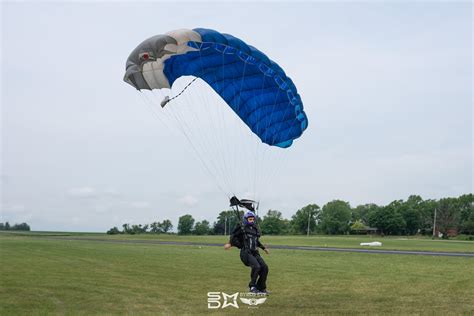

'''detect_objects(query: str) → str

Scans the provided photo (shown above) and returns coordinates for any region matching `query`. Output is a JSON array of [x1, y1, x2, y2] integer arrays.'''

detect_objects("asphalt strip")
[[41, 236, 474, 257]]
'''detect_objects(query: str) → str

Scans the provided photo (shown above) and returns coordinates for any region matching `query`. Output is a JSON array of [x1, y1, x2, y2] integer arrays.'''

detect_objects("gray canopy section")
[[123, 34, 177, 90], [124, 29, 202, 90]]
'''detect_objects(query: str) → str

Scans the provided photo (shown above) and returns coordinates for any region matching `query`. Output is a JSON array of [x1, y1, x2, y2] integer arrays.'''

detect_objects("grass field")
[[4, 231, 474, 253], [1, 233, 473, 315]]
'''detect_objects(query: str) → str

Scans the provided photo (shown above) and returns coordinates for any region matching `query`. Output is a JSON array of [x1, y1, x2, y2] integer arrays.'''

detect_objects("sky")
[[1, 1, 472, 232]]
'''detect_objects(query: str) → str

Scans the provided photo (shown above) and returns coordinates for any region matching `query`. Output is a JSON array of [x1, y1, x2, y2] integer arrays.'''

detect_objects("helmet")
[[243, 211, 256, 226]]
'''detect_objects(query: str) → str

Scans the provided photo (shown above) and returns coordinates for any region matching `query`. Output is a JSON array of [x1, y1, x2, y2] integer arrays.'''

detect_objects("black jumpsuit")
[[229, 223, 269, 290]]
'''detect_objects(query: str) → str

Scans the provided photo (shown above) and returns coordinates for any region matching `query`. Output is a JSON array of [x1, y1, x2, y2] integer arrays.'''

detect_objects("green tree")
[[290, 204, 320, 235], [352, 204, 373, 224], [194, 220, 211, 235], [399, 195, 424, 235], [261, 210, 288, 235], [368, 202, 406, 235], [122, 223, 131, 234], [150, 222, 161, 233], [437, 198, 460, 237], [418, 199, 438, 235], [131, 224, 147, 234], [107, 227, 120, 234], [213, 210, 238, 235], [350, 219, 366, 234], [10, 223, 31, 231], [178, 214, 195, 235], [458, 194, 474, 234], [158, 219, 173, 233], [320, 200, 352, 234]]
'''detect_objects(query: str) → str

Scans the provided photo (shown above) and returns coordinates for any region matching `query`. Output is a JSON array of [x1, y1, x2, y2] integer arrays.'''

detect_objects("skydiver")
[[224, 211, 270, 294]]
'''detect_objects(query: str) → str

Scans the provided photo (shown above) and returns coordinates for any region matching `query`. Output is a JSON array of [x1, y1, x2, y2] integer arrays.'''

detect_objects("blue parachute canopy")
[[124, 28, 308, 148]]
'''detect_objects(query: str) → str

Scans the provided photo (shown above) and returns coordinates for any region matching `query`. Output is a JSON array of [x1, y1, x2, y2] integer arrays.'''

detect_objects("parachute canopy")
[[124, 28, 308, 148]]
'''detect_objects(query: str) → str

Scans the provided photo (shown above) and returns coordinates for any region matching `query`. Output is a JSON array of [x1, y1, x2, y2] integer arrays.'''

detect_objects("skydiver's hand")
[[224, 243, 232, 250], [263, 248, 269, 255]]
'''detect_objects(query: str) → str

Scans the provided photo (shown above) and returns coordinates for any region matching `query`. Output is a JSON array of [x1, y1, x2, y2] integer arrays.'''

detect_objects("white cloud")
[[129, 201, 150, 209], [178, 195, 198, 207], [103, 188, 120, 197], [67, 187, 121, 200], [67, 187, 98, 199], [2, 204, 26, 213]]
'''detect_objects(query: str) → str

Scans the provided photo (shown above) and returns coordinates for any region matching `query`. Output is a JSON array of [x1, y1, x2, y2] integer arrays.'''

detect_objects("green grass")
[[1, 234, 473, 315], [5, 231, 472, 253]]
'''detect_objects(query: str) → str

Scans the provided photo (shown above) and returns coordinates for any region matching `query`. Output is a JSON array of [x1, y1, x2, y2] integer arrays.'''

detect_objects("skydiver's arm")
[[257, 238, 269, 254]]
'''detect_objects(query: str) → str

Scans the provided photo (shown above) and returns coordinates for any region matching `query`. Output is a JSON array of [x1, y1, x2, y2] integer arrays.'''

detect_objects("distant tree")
[[149, 222, 161, 233], [350, 220, 366, 234], [458, 194, 474, 235], [131, 224, 141, 234], [437, 198, 460, 237], [281, 219, 291, 235], [418, 199, 438, 235], [399, 195, 424, 235], [107, 227, 121, 235], [290, 204, 320, 235], [0, 222, 31, 231], [194, 220, 211, 235], [261, 210, 288, 235], [11, 223, 31, 231], [320, 200, 352, 234], [368, 202, 406, 235], [129, 224, 148, 234], [213, 221, 225, 235], [214, 210, 238, 235], [158, 220, 173, 233], [351, 204, 378, 224], [122, 223, 131, 234], [178, 214, 195, 235]]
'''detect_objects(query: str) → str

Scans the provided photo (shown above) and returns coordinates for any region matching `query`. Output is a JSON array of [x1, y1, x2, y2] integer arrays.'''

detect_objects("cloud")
[[103, 188, 120, 197], [178, 195, 198, 207], [67, 187, 121, 199], [1, 204, 33, 223], [67, 187, 98, 199], [2, 204, 26, 213], [129, 201, 150, 209]]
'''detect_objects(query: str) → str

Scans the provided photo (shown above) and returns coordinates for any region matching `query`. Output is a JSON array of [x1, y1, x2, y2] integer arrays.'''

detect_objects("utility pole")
[[432, 208, 437, 237], [307, 210, 311, 237], [224, 216, 227, 236]]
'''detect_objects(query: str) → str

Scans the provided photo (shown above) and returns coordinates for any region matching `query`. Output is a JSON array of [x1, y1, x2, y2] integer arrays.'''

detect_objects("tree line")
[[0, 222, 31, 231], [107, 194, 473, 238], [107, 219, 173, 235]]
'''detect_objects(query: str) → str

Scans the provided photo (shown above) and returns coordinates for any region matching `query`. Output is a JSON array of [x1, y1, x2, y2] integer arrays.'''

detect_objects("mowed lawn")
[[1, 235, 473, 315], [8, 231, 474, 253], [107, 234, 474, 253]]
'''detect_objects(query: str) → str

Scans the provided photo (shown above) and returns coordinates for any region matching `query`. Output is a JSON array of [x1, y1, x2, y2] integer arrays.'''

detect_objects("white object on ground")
[[360, 241, 382, 247]]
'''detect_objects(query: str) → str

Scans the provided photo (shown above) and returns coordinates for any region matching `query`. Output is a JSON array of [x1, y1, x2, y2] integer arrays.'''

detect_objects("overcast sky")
[[1, 1, 472, 232]]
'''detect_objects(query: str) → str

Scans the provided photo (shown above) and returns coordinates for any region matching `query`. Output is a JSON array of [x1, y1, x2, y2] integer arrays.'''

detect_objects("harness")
[[229, 196, 261, 251]]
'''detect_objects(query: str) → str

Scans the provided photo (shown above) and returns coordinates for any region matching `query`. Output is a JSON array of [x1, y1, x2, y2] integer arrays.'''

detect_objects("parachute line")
[[125, 28, 308, 204], [161, 77, 199, 107]]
